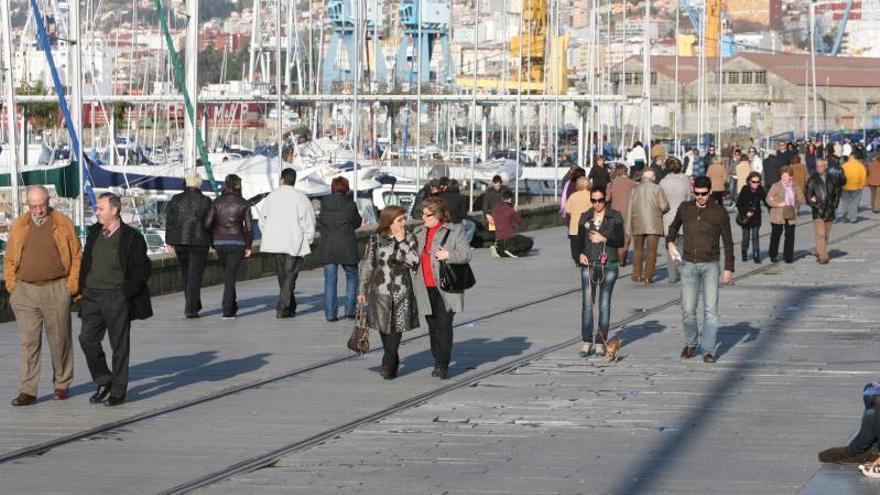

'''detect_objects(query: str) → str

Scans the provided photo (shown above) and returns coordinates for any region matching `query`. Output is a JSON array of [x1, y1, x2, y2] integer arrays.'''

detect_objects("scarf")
[[782, 180, 795, 206]]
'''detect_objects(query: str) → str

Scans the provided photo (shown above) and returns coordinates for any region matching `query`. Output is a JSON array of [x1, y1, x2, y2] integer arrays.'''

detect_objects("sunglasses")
[[749, 180, 761, 184], [422, 212, 435, 218], [590, 198, 605, 204], [694, 191, 710, 197]]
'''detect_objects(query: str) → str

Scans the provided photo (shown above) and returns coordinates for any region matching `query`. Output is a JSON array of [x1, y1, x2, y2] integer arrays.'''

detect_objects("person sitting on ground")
[[818, 382, 880, 465], [490, 191, 533, 258], [482, 175, 510, 239]]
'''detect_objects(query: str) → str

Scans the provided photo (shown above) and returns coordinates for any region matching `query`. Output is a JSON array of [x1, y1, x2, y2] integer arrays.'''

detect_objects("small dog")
[[605, 337, 621, 362]]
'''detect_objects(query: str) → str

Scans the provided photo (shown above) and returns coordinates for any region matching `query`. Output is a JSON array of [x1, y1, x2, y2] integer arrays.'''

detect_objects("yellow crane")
[[455, 0, 568, 94]]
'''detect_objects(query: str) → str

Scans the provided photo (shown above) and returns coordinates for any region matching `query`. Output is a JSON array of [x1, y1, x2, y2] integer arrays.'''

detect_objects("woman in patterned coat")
[[357, 205, 420, 379]]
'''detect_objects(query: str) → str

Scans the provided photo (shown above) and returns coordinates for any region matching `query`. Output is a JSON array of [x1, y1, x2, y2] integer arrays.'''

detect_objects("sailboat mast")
[[185, 0, 199, 169], [71, 0, 86, 229], [1, 0, 20, 216]]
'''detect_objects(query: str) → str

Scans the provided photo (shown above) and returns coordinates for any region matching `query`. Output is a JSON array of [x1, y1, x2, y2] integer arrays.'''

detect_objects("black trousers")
[[426, 287, 454, 370], [275, 254, 303, 316], [379, 332, 403, 371], [79, 289, 131, 397], [175, 245, 209, 316], [769, 222, 795, 263], [568, 234, 580, 264], [215, 245, 245, 317], [497, 235, 534, 257], [711, 191, 725, 207]]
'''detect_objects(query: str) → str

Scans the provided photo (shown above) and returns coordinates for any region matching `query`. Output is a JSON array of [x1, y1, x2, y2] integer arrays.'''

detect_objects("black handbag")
[[436, 230, 476, 292], [735, 211, 750, 227]]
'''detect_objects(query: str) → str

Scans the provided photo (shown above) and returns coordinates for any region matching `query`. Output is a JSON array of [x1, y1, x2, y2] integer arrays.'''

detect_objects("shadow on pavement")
[[715, 321, 761, 359], [200, 294, 324, 318], [126, 352, 272, 401], [616, 320, 667, 347], [609, 285, 843, 495], [388, 336, 532, 378], [45, 351, 221, 401]]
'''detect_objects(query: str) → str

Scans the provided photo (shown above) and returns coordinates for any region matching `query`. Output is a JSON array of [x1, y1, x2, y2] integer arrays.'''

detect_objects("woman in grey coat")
[[357, 205, 420, 380], [413, 196, 472, 379]]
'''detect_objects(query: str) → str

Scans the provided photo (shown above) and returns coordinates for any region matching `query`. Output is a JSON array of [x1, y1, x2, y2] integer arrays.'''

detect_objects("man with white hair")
[[165, 170, 213, 318], [4, 185, 82, 406], [625, 169, 670, 285]]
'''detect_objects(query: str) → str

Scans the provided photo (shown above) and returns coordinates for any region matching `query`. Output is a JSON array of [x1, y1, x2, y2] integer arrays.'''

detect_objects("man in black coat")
[[78, 193, 153, 406], [438, 177, 472, 241], [165, 170, 213, 318], [762, 152, 783, 190]]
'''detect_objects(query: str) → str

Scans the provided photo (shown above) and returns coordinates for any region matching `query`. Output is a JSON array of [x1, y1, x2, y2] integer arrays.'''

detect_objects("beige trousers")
[[813, 219, 833, 262], [10, 279, 73, 395]]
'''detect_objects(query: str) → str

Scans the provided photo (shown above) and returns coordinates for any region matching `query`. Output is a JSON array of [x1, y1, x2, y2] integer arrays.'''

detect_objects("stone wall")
[[0, 202, 564, 323]]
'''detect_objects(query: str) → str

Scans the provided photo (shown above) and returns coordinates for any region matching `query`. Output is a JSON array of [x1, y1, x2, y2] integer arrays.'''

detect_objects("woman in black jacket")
[[205, 174, 253, 319], [575, 186, 625, 358], [316, 177, 363, 321], [736, 171, 766, 264]]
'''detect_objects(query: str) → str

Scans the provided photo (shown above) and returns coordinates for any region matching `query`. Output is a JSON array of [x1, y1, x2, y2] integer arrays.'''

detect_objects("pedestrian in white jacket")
[[259, 168, 316, 318]]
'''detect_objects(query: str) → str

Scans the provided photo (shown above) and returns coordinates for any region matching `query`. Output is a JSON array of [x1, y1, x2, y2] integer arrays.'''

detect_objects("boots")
[[741, 249, 749, 262], [818, 446, 879, 464], [753, 249, 761, 264]]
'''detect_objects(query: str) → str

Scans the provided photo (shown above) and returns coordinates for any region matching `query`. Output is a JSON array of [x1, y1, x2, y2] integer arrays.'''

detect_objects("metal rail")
[[10, 94, 635, 105]]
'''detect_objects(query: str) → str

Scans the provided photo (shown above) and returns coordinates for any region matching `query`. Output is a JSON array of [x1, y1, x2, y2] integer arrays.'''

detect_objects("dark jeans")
[[379, 332, 403, 373], [849, 404, 880, 455], [275, 254, 304, 316], [78, 289, 131, 397], [426, 287, 454, 370], [741, 226, 760, 261], [175, 245, 209, 316], [215, 245, 245, 317], [323, 264, 358, 320], [769, 222, 795, 263], [497, 235, 534, 257], [581, 264, 619, 344]]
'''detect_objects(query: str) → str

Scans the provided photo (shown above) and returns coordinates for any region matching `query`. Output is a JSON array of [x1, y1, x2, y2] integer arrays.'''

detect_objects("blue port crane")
[[321, 0, 388, 92]]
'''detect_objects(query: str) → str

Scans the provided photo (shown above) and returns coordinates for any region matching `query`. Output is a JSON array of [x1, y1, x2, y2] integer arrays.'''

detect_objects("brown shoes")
[[11, 393, 37, 407], [680, 346, 696, 359], [703, 354, 717, 363], [53, 388, 69, 400]]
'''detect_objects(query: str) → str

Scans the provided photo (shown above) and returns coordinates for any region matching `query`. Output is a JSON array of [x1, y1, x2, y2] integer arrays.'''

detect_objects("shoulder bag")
[[437, 229, 476, 292], [346, 303, 370, 355]]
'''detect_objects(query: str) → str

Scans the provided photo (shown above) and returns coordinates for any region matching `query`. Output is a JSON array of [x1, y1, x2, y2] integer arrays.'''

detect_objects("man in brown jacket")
[[4, 185, 82, 406], [706, 157, 729, 207], [625, 169, 670, 284], [607, 164, 637, 266]]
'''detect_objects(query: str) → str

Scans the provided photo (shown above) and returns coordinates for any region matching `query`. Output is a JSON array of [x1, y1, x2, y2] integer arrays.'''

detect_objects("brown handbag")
[[782, 205, 797, 221], [346, 304, 370, 355]]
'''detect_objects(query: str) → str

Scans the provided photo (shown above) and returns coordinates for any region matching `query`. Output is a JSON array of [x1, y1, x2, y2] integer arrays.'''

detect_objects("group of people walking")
[[5, 141, 876, 406]]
